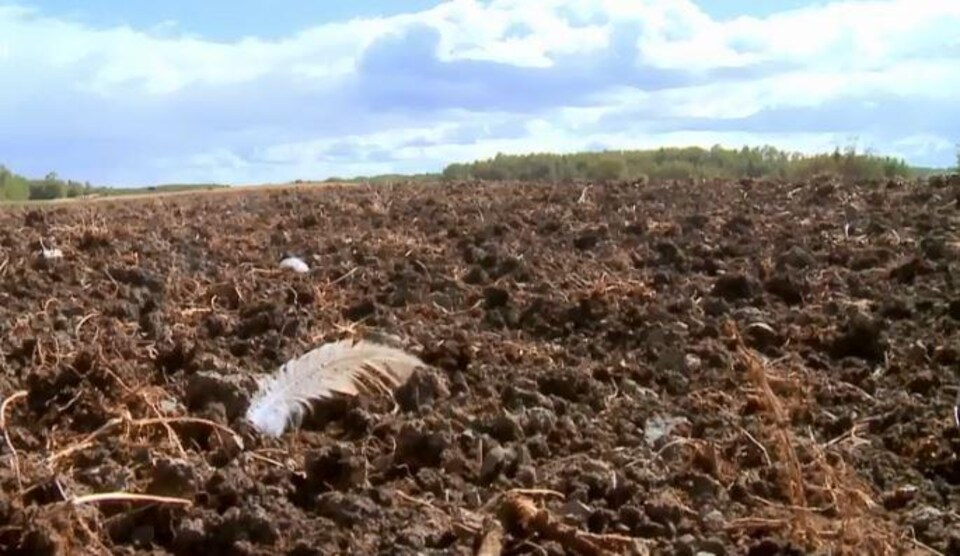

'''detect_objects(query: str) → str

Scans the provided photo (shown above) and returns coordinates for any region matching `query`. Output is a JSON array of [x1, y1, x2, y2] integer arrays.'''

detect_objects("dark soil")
[[0, 178, 958, 555]]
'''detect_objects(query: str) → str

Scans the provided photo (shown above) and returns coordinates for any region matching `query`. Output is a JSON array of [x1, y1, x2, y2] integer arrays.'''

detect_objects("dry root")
[[498, 492, 644, 556], [1, 382, 235, 555], [1, 390, 28, 494], [725, 321, 903, 554]]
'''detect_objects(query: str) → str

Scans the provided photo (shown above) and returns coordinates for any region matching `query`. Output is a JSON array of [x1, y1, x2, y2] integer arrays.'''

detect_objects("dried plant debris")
[[498, 492, 647, 555], [0, 178, 958, 554]]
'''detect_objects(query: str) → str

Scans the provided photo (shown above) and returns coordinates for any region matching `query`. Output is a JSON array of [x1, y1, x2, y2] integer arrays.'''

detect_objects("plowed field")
[[0, 178, 958, 555]]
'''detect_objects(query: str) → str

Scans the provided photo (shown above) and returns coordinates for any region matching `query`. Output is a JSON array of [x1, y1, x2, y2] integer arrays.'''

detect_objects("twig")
[[506, 488, 565, 499], [498, 493, 640, 556], [132, 416, 245, 451], [48, 415, 243, 466], [247, 451, 289, 470], [329, 267, 358, 286], [74, 312, 100, 338], [1, 390, 28, 493], [395, 490, 442, 511], [653, 437, 701, 459], [577, 186, 591, 204], [906, 532, 945, 556], [48, 417, 125, 465], [140, 394, 188, 459], [725, 517, 788, 531], [823, 422, 865, 449], [738, 425, 773, 467], [71, 492, 192, 507]]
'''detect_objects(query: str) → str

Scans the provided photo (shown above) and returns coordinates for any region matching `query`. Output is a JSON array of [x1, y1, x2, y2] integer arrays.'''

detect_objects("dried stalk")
[[1, 390, 28, 493], [498, 493, 640, 556]]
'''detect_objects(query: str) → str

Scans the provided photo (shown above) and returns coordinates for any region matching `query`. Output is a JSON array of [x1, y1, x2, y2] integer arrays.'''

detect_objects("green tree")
[[65, 180, 86, 198], [29, 171, 67, 200], [0, 165, 31, 200], [589, 157, 626, 181]]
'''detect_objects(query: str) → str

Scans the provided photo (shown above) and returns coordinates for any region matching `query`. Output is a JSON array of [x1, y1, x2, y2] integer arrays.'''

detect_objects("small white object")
[[279, 256, 309, 273], [644, 415, 689, 446], [954, 389, 959, 428], [39, 239, 62, 260], [40, 247, 63, 259]]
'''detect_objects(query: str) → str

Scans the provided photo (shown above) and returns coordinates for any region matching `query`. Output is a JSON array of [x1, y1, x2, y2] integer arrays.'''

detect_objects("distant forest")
[[441, 145, 942, 182], [2, 145, 954, 202], [0, 165, 226, 202]]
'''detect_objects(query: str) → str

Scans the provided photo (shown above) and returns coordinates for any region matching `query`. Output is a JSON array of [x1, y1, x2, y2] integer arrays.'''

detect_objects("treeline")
[[322, 173, 439, 185], [111, 183, 229, 195], [441, 145, 922, 182], [0, 167, 97, 201], [0, 165, 228, 202]]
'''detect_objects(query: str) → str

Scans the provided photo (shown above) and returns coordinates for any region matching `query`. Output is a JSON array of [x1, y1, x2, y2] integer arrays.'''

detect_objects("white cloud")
[[0, 4, 392, 95], [0, 0, 958, 185], [595, 57, 960, 123], [635, 0, 960, 70], [426, 0, 611, 66]]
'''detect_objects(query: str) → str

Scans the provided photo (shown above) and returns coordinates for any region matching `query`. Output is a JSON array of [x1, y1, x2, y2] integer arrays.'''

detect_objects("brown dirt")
[[0, 177, 958, 555]]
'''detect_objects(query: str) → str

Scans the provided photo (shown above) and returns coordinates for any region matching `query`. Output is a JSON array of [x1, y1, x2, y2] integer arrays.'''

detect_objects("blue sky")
[[1, 0, 958, 186], [16, 0, 446, 40]]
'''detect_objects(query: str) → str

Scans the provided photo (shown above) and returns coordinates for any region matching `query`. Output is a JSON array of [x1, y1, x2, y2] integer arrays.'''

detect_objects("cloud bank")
[[0, 0, 958, 185]]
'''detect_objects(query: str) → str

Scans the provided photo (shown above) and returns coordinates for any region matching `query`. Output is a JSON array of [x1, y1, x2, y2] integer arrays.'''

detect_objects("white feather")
[[245, 339, 424, 437]]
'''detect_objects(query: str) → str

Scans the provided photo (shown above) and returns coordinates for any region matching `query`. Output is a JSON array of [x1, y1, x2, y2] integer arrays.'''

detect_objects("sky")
[[0, 0, 958, 186]]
